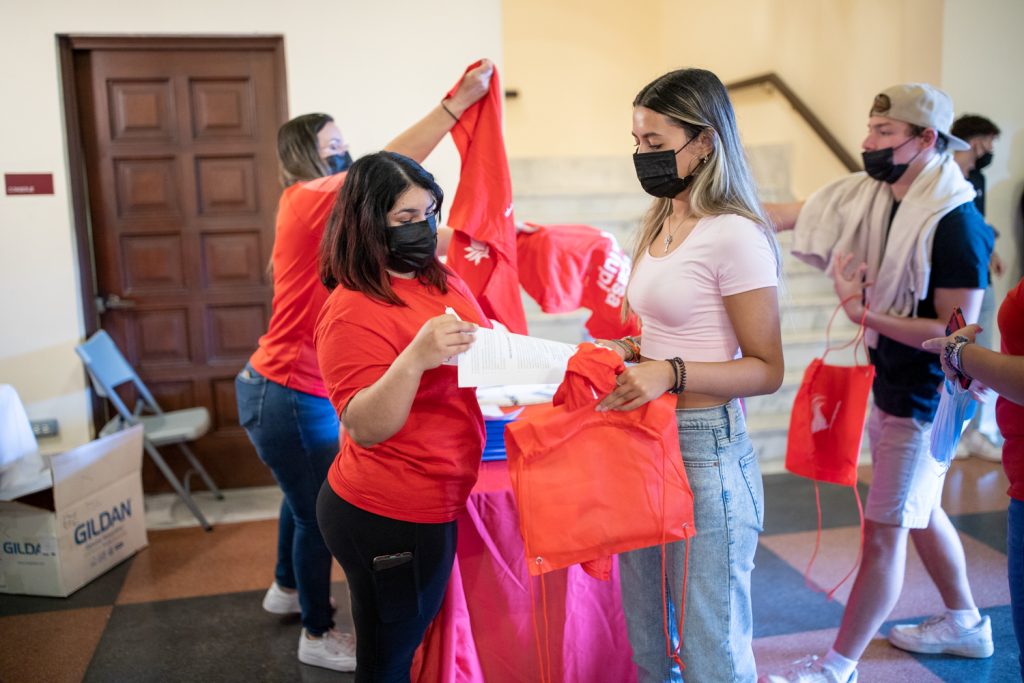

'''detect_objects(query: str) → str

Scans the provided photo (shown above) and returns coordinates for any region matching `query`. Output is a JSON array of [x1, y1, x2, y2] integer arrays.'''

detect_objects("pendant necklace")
[[662, 214, 686, 254]]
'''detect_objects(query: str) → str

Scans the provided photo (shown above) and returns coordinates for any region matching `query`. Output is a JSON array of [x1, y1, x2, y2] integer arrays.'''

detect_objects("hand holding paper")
[[457, 328, 577, 387]]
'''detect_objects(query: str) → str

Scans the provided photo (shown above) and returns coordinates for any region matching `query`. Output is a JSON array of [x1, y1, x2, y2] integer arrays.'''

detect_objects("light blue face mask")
[[930, 379, 976, 468]]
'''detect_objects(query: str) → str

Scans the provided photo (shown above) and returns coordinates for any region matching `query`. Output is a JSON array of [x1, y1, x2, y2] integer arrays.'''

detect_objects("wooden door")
[[68, 37, 286, 491]]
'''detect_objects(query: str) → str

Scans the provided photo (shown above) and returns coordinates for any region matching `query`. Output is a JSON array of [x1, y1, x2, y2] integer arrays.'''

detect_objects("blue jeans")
[[1009, 498, 1024, 677], [236, 364, 339, 635], [619, 400, 764, 683]]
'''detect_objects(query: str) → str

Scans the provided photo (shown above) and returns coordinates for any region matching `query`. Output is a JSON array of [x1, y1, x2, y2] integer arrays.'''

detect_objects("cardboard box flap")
[[51, 426, 144, 510], [0, 458, 53, 503]]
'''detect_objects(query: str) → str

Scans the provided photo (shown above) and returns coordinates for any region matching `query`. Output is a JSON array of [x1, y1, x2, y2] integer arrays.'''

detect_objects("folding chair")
[[75, 330, 223, 531]]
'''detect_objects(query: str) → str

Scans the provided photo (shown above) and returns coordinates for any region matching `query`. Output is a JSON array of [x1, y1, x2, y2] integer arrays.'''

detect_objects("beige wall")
[[501, 0, 662, 159], [942, 0, 1024, 308], [505, 0, 943, 165], [0, 0, 502, 452]]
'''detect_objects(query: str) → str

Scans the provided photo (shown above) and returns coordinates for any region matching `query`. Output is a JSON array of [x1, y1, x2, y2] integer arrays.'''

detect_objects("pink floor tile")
[[754, 628, 944, 682], [760, 526, 1009, 619]]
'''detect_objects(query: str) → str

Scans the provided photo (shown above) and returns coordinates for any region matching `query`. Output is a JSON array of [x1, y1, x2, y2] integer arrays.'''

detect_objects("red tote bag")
[[505, 344, 696, 680], [505, 345, 696, 576], [785, 298, 874, 597]]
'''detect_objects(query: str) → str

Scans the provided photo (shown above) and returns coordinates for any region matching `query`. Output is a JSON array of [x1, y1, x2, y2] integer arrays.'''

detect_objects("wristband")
[[440, 99, 459, 122]]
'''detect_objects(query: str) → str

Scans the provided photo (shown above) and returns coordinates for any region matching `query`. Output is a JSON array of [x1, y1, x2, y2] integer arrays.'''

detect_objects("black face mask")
[[862, 137, 917, 184], [633, 136, 701, 198], [974, 152, 993, 171], [324, 151, 353, 175], [386, 215, 437, 273]]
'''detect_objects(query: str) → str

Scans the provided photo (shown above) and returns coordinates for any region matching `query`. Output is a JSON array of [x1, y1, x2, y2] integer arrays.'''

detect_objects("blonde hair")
[[629, 69, 781, 273]]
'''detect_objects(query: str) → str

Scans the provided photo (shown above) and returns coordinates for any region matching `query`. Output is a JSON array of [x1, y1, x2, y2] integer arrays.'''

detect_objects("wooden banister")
[[727, 73, 860, 172]]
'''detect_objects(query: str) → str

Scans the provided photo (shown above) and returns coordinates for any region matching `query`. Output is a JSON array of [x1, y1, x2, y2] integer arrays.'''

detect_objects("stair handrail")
[[726, 73, 860, 173]]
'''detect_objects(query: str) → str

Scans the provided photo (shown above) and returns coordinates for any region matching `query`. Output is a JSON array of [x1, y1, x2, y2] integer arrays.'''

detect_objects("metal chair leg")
[[144, 440, 213, 531], [176, 443, 224, 500]]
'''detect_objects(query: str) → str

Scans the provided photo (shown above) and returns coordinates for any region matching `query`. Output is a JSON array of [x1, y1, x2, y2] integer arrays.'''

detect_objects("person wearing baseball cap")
[[763, 84, 995, 682]]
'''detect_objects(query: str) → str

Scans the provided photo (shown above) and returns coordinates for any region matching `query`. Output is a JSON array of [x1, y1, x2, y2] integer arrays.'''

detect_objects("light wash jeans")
[[619, 400, 764, 683], [235, 363, 339, 635]]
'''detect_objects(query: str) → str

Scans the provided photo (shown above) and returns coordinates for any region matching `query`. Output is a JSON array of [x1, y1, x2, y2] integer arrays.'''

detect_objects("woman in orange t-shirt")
[[234, 61, 493, 674], [314, 151, 487, 681]]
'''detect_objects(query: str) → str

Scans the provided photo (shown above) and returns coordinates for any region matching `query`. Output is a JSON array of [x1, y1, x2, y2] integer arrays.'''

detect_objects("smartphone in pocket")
[[372, 551, 420, 622], [372, 552, 413, 571]]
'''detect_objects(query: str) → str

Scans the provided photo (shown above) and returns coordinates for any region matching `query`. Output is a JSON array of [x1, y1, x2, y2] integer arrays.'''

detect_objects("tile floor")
[[1, 458, 1019, 682]]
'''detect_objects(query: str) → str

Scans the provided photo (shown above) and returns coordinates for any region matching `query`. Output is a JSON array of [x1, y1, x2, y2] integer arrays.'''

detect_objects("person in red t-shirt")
[[924, 276, 1024, 675], [313, 151, 487, 681], [234, 61, 493, 674]]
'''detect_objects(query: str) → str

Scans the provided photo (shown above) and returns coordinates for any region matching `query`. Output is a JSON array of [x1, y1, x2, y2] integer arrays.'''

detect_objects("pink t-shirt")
[[627, 213, 778, 362]]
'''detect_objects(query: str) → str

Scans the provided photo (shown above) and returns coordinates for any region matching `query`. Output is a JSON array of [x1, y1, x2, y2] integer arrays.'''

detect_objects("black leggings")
[[316, 482, 456, 683]]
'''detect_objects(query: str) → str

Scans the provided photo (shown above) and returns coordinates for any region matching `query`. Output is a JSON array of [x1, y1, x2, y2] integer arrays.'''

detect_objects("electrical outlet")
[[30, 419, 60, 439]]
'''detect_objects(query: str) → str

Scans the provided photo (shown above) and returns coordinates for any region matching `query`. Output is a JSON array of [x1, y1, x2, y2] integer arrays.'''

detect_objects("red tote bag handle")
[[822, 295, 870, 367]]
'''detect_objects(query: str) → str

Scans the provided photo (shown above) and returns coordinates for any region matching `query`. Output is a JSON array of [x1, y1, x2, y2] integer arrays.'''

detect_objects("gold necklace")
[[662, 213, 687, 253]]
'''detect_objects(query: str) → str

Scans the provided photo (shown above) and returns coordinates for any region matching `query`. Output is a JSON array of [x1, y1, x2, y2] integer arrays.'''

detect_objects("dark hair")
[[319, 151, 447, 305], [907, 124, 949, 154], [277, 113, 333, 187], [951, 114, 1001, 141]]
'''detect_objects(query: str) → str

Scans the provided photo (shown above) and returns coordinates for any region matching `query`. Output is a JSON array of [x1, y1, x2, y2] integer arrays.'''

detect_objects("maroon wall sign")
[[5, 174, 55, 195]]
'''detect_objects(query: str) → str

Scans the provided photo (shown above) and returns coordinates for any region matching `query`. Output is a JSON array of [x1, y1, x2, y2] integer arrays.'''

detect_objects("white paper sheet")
[[458, 328, 577, 388]]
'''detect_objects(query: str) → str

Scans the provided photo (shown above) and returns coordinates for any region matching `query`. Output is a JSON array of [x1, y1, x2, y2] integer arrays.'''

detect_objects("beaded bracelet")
[[944, 335, 970, 376], [950, 340, 972, 379], [666, 357, 687, 394], [619, 336, 641, 363]]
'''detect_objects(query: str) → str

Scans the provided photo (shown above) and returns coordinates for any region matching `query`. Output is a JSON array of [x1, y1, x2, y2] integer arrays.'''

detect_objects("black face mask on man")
[[324, 151, 353, 175], [974, 152, 993, 171], [633, 135, 703, 199], [861, 136, 919, 184], [386, 214, 437, 273]]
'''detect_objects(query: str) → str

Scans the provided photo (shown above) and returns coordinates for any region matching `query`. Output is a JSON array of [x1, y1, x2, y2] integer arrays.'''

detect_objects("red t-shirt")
[[997, 277, 1024, 501], [516, 223, 642, 339], [316, 273, 488, 523], [249, 173, 346, 397]]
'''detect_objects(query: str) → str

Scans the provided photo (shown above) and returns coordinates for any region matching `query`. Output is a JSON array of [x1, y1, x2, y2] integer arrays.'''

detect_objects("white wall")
[[0, 0, 502, 452], [942, 0, 1024, 310]]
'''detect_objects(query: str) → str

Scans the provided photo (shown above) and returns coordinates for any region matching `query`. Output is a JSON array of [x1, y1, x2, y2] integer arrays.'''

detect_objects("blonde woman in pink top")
[[597, 68, 784, 683]]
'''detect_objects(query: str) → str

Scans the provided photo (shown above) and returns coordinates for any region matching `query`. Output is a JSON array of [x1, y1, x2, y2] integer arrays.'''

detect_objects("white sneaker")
[[262, 582, 300, 614], [262, 582, 337, 614], [888, 613, 994, 658], [758, 655, 857, 683], [298, 628, 357, 672], [960, 431, 1003, 463]]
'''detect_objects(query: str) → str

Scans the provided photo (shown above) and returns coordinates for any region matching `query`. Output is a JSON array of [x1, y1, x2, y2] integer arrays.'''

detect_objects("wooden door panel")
[[205, 305, 267, 361], [190, 78, 256, 139], [195, 155, 260, 215], [113, 157, 183, 220], [121, 234, 187, 290], [132, 308, 193, 365], [200, 232, 264, 286], [76, 41, 285, 492], [107, 79, 176, 142]]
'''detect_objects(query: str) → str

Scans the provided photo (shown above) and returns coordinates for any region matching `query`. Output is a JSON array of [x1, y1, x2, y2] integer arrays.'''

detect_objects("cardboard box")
[[0, 426, 148, 597]]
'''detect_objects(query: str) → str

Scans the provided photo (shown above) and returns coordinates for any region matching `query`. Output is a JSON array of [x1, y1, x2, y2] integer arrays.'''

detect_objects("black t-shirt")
[[868, 201, 993, 421]]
